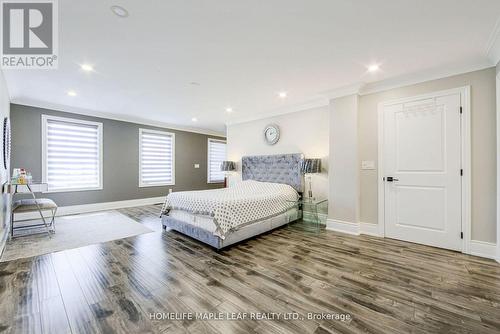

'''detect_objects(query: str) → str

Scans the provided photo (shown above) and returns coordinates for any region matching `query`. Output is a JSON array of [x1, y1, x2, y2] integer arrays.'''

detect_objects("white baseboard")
[[14, 196, 166, 221], [469, 240, 498, 260], [326, 220, 382, 237], [326, 220, 497, 261], [326, 219, 360, 235], [359, 222, 382, 236]]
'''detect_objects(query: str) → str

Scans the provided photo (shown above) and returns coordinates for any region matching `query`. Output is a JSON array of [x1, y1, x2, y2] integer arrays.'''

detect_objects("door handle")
[[386, 177, 399, 182]]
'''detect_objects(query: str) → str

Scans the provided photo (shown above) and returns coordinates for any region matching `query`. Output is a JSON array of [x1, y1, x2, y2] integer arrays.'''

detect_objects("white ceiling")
[[4, 0, 500, 135]]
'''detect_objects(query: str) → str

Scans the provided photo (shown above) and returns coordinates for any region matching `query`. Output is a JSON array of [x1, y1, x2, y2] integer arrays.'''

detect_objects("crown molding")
[[359, 61, 493, 96], [226, 60, 494, 127], [225, 96, 329, 126], [21, 61, 484, 133], [10, 98, 226, 137], [486, 16, 500, 66], [319, 83, 364, 100], [8, 56, 496, 133]]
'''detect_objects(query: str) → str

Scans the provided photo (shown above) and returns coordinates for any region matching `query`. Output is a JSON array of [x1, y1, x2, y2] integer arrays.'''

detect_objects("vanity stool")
[[11, 198, 58, 238]]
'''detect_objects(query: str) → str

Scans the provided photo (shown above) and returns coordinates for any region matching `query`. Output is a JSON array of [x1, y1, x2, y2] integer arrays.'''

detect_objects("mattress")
[[161, 180, 299, 237]]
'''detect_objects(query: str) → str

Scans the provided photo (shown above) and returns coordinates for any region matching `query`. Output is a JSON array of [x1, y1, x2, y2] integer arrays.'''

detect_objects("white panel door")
[[383, 92, 462, 251]]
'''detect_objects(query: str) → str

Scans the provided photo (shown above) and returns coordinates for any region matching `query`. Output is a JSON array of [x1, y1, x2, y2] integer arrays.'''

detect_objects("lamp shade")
[[300, 158, 321, 174], [220, 161, 236, 172]]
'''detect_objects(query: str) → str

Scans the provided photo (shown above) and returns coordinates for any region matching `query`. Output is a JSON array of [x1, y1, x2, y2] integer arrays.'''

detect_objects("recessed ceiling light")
[[278, 91, 287, 98], [67, 90, 77, 97], [225, 107, 233, 113], [368, 64, 380, 73], [81, 64, 94, 72], [191, 117, 198, 122], [110, 5, 129, 18]]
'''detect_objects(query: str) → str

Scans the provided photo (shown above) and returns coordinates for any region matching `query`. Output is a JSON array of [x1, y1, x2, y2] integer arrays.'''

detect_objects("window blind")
[[43, 116, 102, 192], [208, 139, 226, 183], [139, 129, 175, 186]]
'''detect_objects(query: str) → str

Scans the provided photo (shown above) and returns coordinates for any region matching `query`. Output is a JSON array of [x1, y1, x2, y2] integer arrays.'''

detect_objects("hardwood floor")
[[0, 204, 499, 333]]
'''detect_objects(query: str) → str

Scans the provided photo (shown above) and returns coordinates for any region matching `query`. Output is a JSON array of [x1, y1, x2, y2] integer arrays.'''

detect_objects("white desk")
[[6, 182, 48, 194]]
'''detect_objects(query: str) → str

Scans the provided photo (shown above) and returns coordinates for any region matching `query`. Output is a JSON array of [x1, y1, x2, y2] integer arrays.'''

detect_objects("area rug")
[[1, 211, 153, 262]]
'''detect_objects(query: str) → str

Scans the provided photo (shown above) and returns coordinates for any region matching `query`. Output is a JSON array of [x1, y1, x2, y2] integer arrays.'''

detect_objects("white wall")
[[329, 95, 359, 223], [359, 68, 496, 243], [0, 70, 10, 253], [227, 106, 329, 200], [496, 62, 500, 261], [0, 72, 8, 184], [227, 68, 496, 245]]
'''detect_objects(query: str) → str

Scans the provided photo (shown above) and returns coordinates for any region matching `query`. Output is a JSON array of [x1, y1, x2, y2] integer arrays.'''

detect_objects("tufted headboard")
[[241, 153, 304, 192]]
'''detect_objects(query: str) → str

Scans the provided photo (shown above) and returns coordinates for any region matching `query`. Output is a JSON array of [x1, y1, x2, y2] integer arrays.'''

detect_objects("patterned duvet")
[[161, 180, 299, 238]]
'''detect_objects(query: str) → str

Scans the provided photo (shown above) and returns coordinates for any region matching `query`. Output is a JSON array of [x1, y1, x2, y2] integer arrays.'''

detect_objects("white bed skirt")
[[162, 207, 300, 249]]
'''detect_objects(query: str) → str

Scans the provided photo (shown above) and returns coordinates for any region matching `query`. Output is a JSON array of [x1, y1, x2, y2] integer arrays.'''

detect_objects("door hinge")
[[460, 232, 463, 239], [460, 169, 463, 176], [459, 106, 463, 114]]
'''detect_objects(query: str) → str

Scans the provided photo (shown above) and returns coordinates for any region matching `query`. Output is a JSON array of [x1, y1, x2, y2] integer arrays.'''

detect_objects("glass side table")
[[287, 197, 328, 232]]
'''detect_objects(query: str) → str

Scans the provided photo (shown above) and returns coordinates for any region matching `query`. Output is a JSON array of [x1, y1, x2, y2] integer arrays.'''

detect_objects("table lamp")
[[220, 161, 236, 188], [300, 158, 321, 198]]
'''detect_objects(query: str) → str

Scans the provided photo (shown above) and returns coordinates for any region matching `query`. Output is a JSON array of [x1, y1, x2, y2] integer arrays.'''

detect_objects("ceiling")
[[4, 0, 500, 135]]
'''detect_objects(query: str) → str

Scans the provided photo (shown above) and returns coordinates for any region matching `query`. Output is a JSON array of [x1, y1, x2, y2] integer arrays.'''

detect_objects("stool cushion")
[[13, 199, 58, 213]]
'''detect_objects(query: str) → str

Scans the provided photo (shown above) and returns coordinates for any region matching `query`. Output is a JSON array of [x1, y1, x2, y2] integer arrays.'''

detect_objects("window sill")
[[139, 183, 175, 188], [43, 186, 103, 194]]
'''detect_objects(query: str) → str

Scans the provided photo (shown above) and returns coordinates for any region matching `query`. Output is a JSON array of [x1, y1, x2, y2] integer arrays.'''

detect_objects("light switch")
[[361, 160, 375, 170], [194, 164, 200, 169]]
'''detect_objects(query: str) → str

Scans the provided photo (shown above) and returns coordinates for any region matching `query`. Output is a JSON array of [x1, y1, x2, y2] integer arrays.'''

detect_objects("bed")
[[160, 153, 304, 249]]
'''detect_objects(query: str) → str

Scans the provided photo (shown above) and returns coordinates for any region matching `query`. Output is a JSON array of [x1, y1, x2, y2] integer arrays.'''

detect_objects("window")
[[42, 115, 103, 192], [139, 128, 175, 187], [207, 138, 227, 183]]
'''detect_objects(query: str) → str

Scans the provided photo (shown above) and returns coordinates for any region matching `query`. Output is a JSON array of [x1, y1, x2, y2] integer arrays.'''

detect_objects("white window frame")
[[207, 138, 227, 184], [42, 114, 103, 193], [139, 128, 175, 187]]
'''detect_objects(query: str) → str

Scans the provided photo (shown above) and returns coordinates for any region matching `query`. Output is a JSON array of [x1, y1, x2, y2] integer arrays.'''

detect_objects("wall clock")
[[3, 117, 10, 171], [264, 124, 280, 145]]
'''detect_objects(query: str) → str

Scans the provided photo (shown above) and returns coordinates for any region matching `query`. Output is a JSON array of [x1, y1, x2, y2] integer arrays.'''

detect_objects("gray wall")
[[11, 104, 225, 207]]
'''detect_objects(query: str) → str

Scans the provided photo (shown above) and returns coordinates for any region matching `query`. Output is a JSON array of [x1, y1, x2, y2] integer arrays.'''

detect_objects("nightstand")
[[287, 197, 328, 232]]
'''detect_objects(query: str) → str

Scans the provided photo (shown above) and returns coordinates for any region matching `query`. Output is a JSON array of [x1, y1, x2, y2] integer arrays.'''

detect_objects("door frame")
[[377, 86, 471, 254]]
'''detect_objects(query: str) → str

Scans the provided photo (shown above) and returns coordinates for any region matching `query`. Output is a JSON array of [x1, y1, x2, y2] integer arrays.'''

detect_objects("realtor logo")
[[1, 0, 58, 69]]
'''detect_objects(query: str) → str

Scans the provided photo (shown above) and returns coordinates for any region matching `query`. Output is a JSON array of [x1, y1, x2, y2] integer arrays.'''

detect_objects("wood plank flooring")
[[0, 204, 499, 333]]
